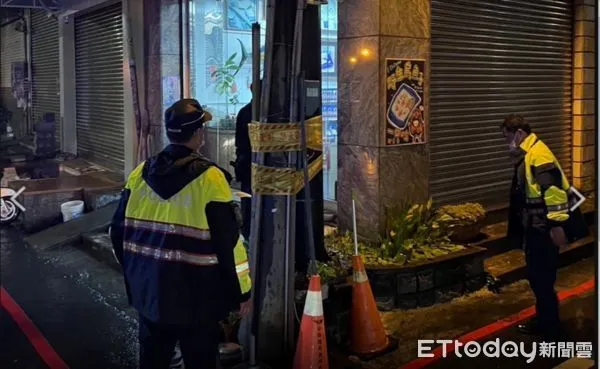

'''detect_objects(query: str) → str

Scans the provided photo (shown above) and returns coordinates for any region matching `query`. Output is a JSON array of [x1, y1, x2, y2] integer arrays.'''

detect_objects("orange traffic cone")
[[293, 274, 329, 369], [351, 255, 390, 355]]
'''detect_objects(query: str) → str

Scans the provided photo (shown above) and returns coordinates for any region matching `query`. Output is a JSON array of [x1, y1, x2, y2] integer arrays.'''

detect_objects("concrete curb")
[[78, 232, 122, 272], [24, 203, 117, 251], [485, 232, 596, 288]]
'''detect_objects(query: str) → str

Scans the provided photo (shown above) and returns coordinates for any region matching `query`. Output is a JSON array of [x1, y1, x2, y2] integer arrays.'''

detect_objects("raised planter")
[[365, 246, 488, 311], [9, 175, 118, 233], [299, 246, 487, 347], [449, 219, 484, 243], [83, 185, 123, 212]]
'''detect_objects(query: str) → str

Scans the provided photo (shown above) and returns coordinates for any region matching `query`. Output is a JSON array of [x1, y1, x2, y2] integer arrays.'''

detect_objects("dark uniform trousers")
[[139, 314, 220, 369], [240, 181, 252, 241], [524, 227, 560, 333]]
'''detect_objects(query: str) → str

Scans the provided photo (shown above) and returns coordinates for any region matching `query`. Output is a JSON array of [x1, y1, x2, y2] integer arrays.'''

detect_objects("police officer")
[[502, 114, 569, 340], [233, 81, 260, 240], [110, 98, 252, 369]]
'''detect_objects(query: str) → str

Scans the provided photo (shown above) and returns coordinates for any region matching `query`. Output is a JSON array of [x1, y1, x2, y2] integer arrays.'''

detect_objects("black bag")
[[563, 188, 590, 243]]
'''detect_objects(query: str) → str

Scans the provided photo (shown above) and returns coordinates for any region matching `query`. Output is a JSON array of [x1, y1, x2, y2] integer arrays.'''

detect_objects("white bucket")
[[61, 200, 85, 222]]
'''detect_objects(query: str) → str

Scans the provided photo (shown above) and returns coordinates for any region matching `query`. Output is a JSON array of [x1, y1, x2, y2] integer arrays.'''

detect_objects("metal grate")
[[430, 0, 573, 207], [75, 2, 124, 171], [31, 10, 60, 142]]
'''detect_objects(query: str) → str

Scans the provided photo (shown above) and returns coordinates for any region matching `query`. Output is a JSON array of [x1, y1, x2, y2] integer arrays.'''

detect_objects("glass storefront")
[[189, 0, 338, 200]]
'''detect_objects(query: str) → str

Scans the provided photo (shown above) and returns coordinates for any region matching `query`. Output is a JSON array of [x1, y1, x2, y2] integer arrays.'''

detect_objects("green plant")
[[320, 200, 476, 272], [211, 38, 248, 115], [434, 203, 486, 228], [315, 261, 341, 284], [379, 198, 466, 264]]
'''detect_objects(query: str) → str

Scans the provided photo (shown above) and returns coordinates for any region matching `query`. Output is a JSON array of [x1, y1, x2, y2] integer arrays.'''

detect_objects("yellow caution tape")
[[248, 115, 323, 152], [248, 115, 324, 195], [251, 154, 323, 195]]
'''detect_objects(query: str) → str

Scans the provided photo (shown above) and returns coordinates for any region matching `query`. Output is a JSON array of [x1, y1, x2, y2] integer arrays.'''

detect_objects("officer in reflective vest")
[[502, 114, 569, 340], [110, 98, 252, 369]]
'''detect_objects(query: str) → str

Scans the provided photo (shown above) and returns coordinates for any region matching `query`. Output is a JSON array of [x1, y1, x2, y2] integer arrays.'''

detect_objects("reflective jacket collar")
[[519, 133, 539, 153], [142, 144, 211, 200]]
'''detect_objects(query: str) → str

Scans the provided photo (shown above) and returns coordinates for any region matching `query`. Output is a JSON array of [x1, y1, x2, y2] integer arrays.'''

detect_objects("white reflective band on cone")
[[354, 270, 369, 284], [303, 290, 324, 317]]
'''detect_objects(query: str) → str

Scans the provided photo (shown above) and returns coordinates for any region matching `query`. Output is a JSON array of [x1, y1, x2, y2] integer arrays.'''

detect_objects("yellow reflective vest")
[[519, 133, 570, 223], [120, 162, 251, 323]]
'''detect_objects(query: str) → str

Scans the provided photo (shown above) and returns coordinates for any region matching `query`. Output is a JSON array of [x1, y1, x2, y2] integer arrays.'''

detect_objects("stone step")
[[484, 227, 596, 288], [24, 203, 116, 251], [78, 231, 121, 272], [469, 206, 595, 259]]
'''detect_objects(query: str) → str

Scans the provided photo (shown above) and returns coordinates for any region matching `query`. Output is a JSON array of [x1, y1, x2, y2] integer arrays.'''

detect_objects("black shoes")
[[517, 319, 541, 335], [518, 318, 564, 341]]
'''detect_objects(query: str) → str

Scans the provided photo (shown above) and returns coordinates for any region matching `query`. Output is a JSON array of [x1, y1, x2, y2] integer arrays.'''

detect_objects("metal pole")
[[298, 74, 317, 268], [25, 9, 33, 134], [181, 0, 191, 98], [283, 0, 306, 356], [248, 21, 261, 369], [249, 0, 276, 363]]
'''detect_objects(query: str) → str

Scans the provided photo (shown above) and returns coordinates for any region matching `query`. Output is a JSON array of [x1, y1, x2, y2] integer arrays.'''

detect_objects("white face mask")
[[508, 130, 524, 155], [195, 130, 205, 153]]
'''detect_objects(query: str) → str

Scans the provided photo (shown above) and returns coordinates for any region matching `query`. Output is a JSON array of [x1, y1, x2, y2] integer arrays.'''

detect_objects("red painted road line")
[[0, 286, 70, 369], [400, 278, 596, 369]]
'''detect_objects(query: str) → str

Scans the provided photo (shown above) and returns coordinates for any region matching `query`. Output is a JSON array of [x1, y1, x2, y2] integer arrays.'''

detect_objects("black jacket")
[[110, 144, 246, 325], [234, 102, 252, 185], [507, 144, 588, 249]]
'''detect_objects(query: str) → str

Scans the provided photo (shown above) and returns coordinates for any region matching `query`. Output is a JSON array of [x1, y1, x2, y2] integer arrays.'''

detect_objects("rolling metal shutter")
[[430, 0, 573, 207], [1, 22, 25, 89], [31, 10, 60, 143], [1, 20, 26, 138], [75, 2, 124, 171]]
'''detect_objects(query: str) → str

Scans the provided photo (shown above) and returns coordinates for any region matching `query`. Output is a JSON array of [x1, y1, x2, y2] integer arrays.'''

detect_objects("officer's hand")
[[550, 226, 567, 247], [240, 299, 252, 318]]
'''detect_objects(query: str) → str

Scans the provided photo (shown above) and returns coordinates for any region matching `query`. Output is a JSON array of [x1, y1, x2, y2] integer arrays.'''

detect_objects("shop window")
[[189, 0, 338, 201]]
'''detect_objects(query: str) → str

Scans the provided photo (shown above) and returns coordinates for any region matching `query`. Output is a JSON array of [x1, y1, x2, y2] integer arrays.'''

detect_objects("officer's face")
[[191, 128, 205, 151], [502, 128, 515, 144], [503, 128, 526, 154]]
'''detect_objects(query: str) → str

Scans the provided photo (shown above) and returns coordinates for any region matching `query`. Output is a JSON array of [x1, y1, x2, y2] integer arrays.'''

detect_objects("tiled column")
[[338, 0, 430, 238], [572, 0, 596, 197], [145, 0, 182, 153]]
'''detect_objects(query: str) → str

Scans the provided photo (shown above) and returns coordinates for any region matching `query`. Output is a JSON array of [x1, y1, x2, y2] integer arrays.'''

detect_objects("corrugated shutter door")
[[430, 0, 573, 207], [1, 21, 26, 138], [75, 2, 124, 171], [31, 10, 60, 142], [0, 23, 25, 89]]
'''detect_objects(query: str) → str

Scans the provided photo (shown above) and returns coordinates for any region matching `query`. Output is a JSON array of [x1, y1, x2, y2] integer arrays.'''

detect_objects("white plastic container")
[[61, 200, 85, 222]]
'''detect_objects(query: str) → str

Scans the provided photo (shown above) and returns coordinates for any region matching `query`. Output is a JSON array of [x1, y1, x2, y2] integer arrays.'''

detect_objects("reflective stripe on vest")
[[124, 162, 251, 292], [125, 218, 211, 240], [236, 261, 250, 275], [234, 237, 252, 294], [124, 241, 219, 266]]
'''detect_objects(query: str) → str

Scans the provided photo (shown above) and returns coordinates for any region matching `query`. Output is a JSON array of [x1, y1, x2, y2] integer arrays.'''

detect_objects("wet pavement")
[[373, 258, 596, 369], [0, 224, 597, 369], [424, 291, 596, 369], [0, 307, 47, 369], [0, 226, 138, 369]]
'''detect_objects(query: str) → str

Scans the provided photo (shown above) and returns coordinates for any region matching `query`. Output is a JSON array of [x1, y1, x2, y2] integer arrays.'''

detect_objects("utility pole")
[[248, 0, 325, 366]]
